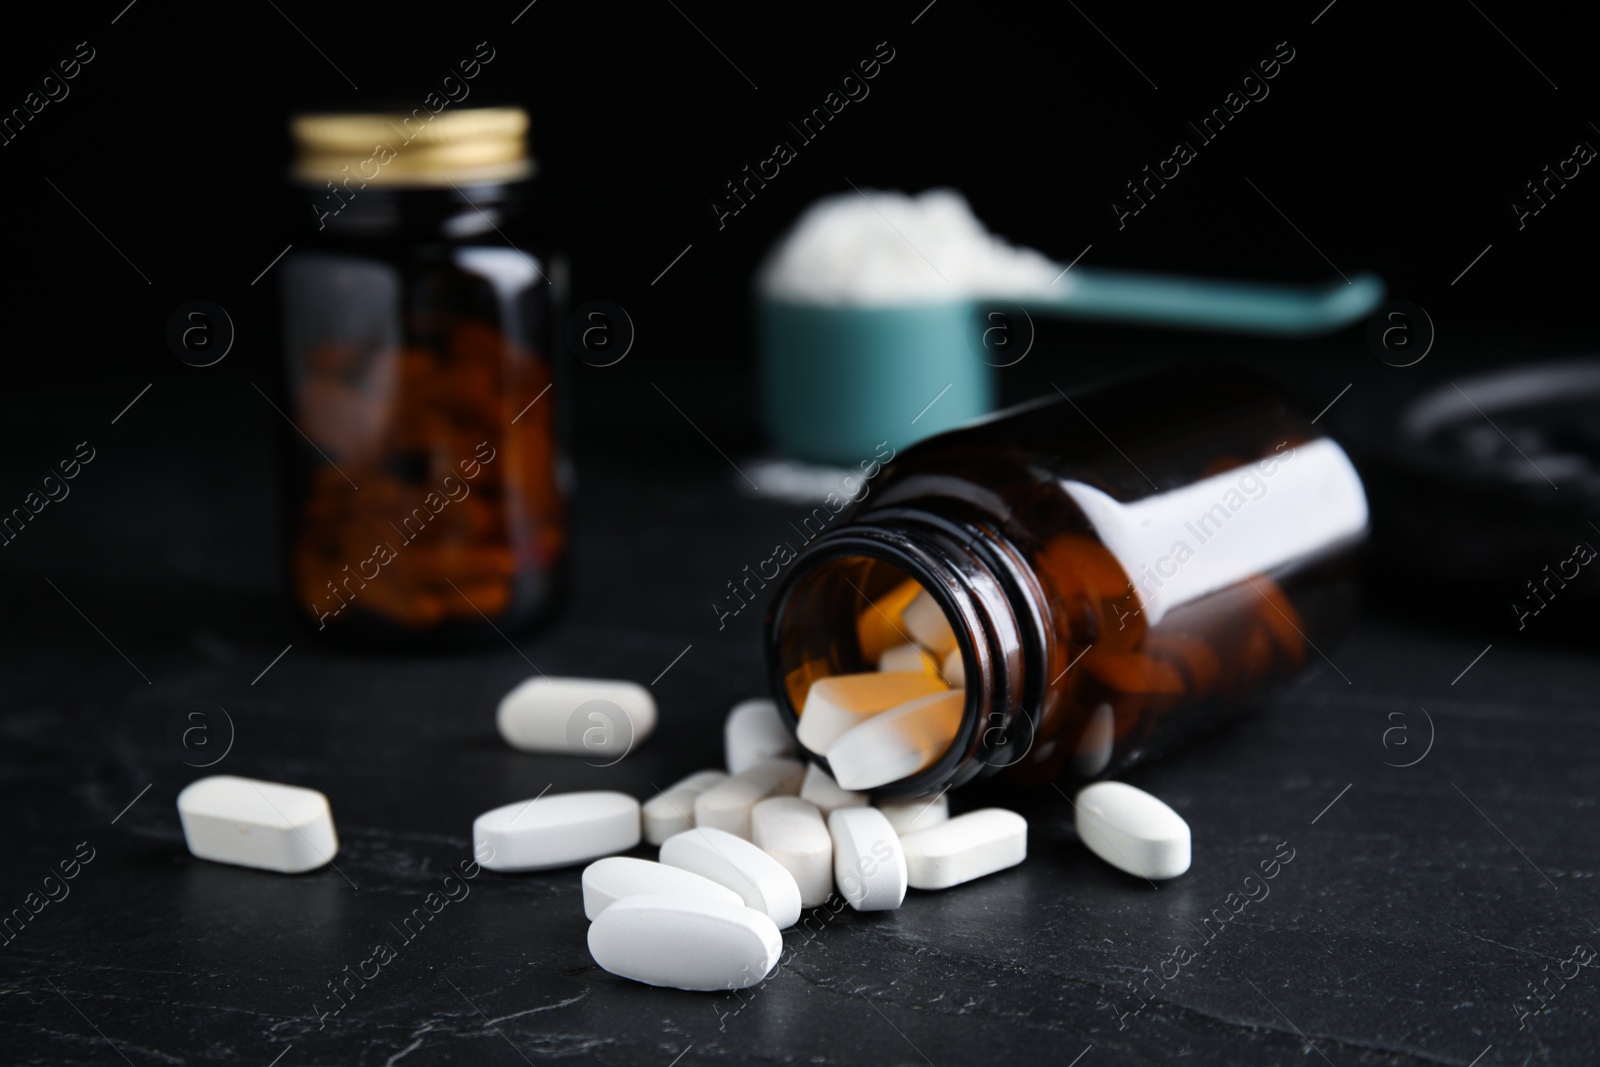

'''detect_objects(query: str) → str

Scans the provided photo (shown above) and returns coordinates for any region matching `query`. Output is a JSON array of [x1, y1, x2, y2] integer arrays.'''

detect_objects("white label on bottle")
[[1061, 437, 1368, 626]]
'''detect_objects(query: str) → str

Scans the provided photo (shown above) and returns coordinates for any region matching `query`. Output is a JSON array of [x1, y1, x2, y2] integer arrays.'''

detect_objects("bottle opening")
[[767, 549, 976, 796]]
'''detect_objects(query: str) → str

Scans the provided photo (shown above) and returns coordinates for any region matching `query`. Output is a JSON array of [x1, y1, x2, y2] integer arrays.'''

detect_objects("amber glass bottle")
[[765, 367, 1366, 796], [281, 107, 564, 645]]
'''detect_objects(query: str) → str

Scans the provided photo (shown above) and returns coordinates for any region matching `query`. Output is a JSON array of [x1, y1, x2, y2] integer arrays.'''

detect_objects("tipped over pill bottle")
[[766, 366, 1367, 796], [280, 106, 566, 645]]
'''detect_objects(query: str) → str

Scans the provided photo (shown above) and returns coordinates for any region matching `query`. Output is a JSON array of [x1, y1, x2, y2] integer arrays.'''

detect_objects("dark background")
[[2, 2, 1598, 1065], [3, 0, 1598, 412]]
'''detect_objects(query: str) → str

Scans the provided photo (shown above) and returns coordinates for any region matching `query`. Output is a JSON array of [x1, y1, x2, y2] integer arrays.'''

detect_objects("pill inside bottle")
[[771, 570, 978, 795], [764, 366, 1366, 797]]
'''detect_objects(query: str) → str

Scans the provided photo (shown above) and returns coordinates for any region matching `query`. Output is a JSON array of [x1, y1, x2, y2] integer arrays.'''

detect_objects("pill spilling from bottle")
[[1074, 780, 1192, 879], [160, 367, 1359, 1002], [177, 775, 339, 874], [171, 634, 1189, 994], [475, 662, 1180, 991]]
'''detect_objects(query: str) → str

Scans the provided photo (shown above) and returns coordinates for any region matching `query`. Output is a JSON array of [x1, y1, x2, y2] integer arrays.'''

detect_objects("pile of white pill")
[[174, 601, 1193, 992], [437, 677, 1034, 989], [757, 187, 1065, 306]]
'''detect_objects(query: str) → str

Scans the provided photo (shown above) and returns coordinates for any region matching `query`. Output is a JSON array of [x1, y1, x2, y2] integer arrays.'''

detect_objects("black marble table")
[[2, 385, 1595, 1066]]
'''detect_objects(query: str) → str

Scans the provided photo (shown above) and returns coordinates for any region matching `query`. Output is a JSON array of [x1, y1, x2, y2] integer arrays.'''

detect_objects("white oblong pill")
[[901, 808, 1027, 889], [580, 856, 743, 920], [751, 797, 833, 908], [799, 763, 868, 818], [642, 769, 727, 845], [693, 759, 803, 839], [659, 827, 803, 929], [724, 698, 798, 775], [177, 775, 338, 874], [828, 806, 907, 911], [587, 894, 782, 991], [1074, 781, 1191, 880], [902, 589, 958, 656], [941, 647, 965, 688], [826, 689, 965, 791], [878, 643, 940, 677], [495, 677, 657, 757], [474, 791, 641, 872], [795, 671, 948, 755], [875, 792, 949, 835]]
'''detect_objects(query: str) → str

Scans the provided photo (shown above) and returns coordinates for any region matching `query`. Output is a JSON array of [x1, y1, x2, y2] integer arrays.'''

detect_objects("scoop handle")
[[1027, 268, 1383, 335]]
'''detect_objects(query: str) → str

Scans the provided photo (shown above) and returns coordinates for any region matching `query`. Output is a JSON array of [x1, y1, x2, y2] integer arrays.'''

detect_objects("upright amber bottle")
[[765, 367, 1366, 795], [281, 107, 564, 645]]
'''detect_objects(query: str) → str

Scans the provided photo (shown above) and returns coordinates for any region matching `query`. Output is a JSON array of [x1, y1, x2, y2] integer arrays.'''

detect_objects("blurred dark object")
[[1347, 357, 1600, 641], [280, 106, 567, 648]]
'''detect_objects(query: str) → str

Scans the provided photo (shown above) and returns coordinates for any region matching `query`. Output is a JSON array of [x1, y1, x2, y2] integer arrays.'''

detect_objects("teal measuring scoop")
[[759, 269, 1383, 464]]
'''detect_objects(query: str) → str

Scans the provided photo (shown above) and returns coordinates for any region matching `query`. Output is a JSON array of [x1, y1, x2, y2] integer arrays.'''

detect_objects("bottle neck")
[[764, 509, 1049, 797], [298, 179, 526, 241]]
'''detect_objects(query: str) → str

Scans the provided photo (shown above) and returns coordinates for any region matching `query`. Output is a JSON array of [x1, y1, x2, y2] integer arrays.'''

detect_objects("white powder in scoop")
[[758, 188, 1066, 305]]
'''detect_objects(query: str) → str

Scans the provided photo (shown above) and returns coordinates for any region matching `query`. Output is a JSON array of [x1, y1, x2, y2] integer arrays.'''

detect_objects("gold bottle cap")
[[291, 106, 534, 187]]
